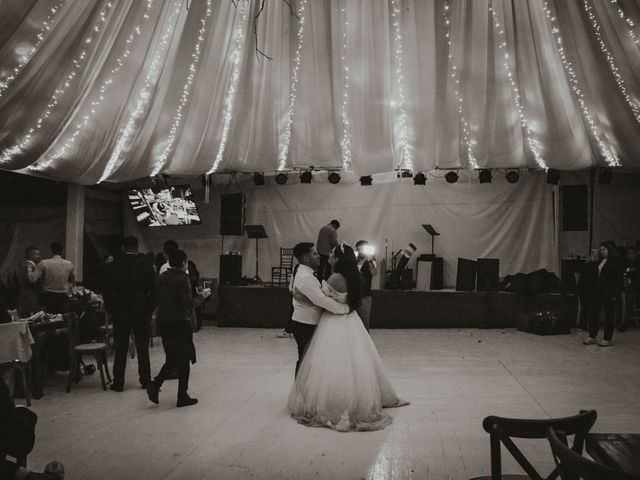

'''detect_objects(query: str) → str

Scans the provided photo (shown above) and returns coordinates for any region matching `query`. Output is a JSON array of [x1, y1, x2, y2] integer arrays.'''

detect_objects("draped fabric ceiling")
[[0, 0, 639, 185]]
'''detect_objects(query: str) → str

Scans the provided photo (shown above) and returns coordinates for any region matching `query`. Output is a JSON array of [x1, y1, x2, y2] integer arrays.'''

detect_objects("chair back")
[[548, 428, 640, 480], [280, 248, 294, 269], [64, 312, 79, 353], [482, 410, 597, 480]]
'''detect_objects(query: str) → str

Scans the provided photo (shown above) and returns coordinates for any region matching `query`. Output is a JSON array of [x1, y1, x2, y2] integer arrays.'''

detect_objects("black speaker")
[[220, 193, 245, 236], [477, 258, 499, 291], [219, 254, 242, 285], [456, 258, 477, 291], [399, 269, 413, 290], [561, 185, 588, 231]]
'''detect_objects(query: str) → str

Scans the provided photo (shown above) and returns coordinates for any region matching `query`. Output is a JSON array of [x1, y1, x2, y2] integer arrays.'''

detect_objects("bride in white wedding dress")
[[288, 243, 409, 432]]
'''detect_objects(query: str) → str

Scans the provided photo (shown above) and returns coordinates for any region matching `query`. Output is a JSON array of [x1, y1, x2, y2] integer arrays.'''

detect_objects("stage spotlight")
[[445, 171, 458, 184], [253, 172, 265, 186], [546, 169, 560, 185], [598, 167, 612, 184], [479, 169, 492, 184], [360, 175, 373, 186], [275, 172, 288, 185], [414, 172, 426, 185], [506, 170, 519, 184], [328, 171, 341, 184], [300, 170, 313, 184]]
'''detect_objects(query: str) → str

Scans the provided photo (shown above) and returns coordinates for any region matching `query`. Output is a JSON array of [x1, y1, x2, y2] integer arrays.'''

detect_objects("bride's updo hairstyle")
[[332, 243, 363, 312]]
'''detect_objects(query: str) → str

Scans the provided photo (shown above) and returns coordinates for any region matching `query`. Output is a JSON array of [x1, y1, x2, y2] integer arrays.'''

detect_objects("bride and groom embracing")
[[286, 242, 409, 432]]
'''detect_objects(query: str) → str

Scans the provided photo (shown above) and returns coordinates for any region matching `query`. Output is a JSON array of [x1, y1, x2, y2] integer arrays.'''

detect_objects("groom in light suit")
[[290, 242, 349, 376]]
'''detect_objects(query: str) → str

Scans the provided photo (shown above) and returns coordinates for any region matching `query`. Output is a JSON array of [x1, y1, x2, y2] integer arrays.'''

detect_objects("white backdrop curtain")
[[125, 170, 558, 287], [0, 0, 639, 184]]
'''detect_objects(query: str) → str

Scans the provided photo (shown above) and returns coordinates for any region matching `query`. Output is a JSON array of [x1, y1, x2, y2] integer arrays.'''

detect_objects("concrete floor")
[[23, 328, 640, 480]]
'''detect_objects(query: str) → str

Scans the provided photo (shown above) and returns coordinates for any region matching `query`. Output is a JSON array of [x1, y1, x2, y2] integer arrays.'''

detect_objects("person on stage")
[[355, 240, 378, 331], [289, 242, 349, 376], [316, 220, 340, 280], [147, 249, 210, 408]]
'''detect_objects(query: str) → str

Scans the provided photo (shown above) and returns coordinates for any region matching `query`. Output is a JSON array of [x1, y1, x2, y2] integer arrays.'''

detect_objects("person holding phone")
[[355, 240, 378, 331]]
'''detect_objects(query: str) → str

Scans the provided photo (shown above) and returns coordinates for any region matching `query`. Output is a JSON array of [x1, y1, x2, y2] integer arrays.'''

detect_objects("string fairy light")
[[390, 0, 412, 171], [542, 1, 620, 166], [31, 0, 156, 172], [99, 0, 184, 183], [609, 0, 640, 47], [207, 0, 249, 174], [339, 4, 352, 171], [151, 0, 212, 176], [0, 0, 67, 99], [0, 1, 115, 166], [276, 0, 308, 172], [442, 0, 477, 169], [583, 0, 640, 124], [489, 3, 547, 170]]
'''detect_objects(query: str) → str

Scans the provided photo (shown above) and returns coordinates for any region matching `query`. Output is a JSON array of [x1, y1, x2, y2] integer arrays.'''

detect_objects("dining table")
[[586, 433, 640, 477]]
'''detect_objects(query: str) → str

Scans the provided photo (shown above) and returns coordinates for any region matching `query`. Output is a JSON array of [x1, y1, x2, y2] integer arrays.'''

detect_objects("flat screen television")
[[128, 186, 202, 227]]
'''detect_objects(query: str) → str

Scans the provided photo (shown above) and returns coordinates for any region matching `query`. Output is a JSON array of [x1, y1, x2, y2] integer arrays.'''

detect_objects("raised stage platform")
[[216, 286, 577, 329]]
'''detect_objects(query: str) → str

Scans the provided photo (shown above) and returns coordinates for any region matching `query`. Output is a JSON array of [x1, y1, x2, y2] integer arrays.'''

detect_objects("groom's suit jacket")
[[291, 265, 349, 325]]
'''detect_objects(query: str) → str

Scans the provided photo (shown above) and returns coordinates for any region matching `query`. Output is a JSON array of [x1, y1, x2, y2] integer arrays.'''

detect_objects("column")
[[66, 184, 85, 282]]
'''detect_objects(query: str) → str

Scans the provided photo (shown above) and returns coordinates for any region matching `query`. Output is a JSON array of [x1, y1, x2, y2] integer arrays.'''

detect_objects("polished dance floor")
[[25, 328, 640, 479]]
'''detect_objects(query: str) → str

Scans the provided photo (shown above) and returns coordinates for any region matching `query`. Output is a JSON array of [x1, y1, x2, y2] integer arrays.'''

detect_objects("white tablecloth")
[[0, 321, 35, 363]]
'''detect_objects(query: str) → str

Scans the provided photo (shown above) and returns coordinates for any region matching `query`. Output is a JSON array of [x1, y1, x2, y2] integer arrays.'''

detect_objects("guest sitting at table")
[[38, 242, 74, 314], [0, 379, 64, 479]]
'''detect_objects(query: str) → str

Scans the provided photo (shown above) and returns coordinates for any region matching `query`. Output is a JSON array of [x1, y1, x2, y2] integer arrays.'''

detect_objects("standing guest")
[[147, 250, 210, 408], [159, 240, 201, 329], [316, 220, 340, 280], [18, 247, 42, 316], [102, 236, 156, 391], [355, 240, 378, 331], [583, 241, 623, 347], [38, 242, 74, 314], [620, 245, 640, 331], [154, 252, 166, 274]]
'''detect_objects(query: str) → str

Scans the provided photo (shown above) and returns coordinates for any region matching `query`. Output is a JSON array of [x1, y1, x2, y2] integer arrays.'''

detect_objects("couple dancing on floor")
[[287, 242, 409, 432]]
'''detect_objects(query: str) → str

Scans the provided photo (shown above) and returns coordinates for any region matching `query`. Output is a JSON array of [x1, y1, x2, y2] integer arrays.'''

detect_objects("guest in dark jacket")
[[0, 379, 63, 479], [583, 241, 623, 346], [147, 249, 209, 408], [102, 236, 156, 391]]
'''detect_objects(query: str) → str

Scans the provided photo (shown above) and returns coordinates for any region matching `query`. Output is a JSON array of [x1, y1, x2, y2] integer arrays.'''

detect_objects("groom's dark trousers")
[[291, 320, 316, 376]]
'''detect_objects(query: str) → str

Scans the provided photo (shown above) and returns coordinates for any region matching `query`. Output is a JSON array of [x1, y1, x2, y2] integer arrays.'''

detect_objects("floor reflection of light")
[[368, 427, 412, 480]]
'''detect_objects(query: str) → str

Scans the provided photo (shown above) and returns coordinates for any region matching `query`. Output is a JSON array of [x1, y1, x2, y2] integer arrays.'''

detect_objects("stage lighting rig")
[[275, 172, 288, 185], [360, 175, 373, 186], [479, 169, 492, 184], [506, 170, 519, 184], [328, 171, 341, 184], [445, 171, 458, 184], [300, 170, 313, 184], [414, 172, 426, 185]]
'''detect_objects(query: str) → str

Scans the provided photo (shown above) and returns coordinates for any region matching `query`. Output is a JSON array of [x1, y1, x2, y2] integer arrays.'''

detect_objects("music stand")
[[245, 225, 268, 285], [422, 224, 440, 257]]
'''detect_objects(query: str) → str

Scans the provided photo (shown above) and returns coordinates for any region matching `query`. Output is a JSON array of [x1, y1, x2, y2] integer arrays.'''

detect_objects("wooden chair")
[[271, 247, 294, 286], [66, 312, 111, 392], [548, 428, 639, 480], [470, 410, 597, 480]]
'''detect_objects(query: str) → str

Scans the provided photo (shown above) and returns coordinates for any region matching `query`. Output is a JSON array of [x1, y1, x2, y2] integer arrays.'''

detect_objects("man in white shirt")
[[290, 242, 349, 376], [38, 242, 74, 314]]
